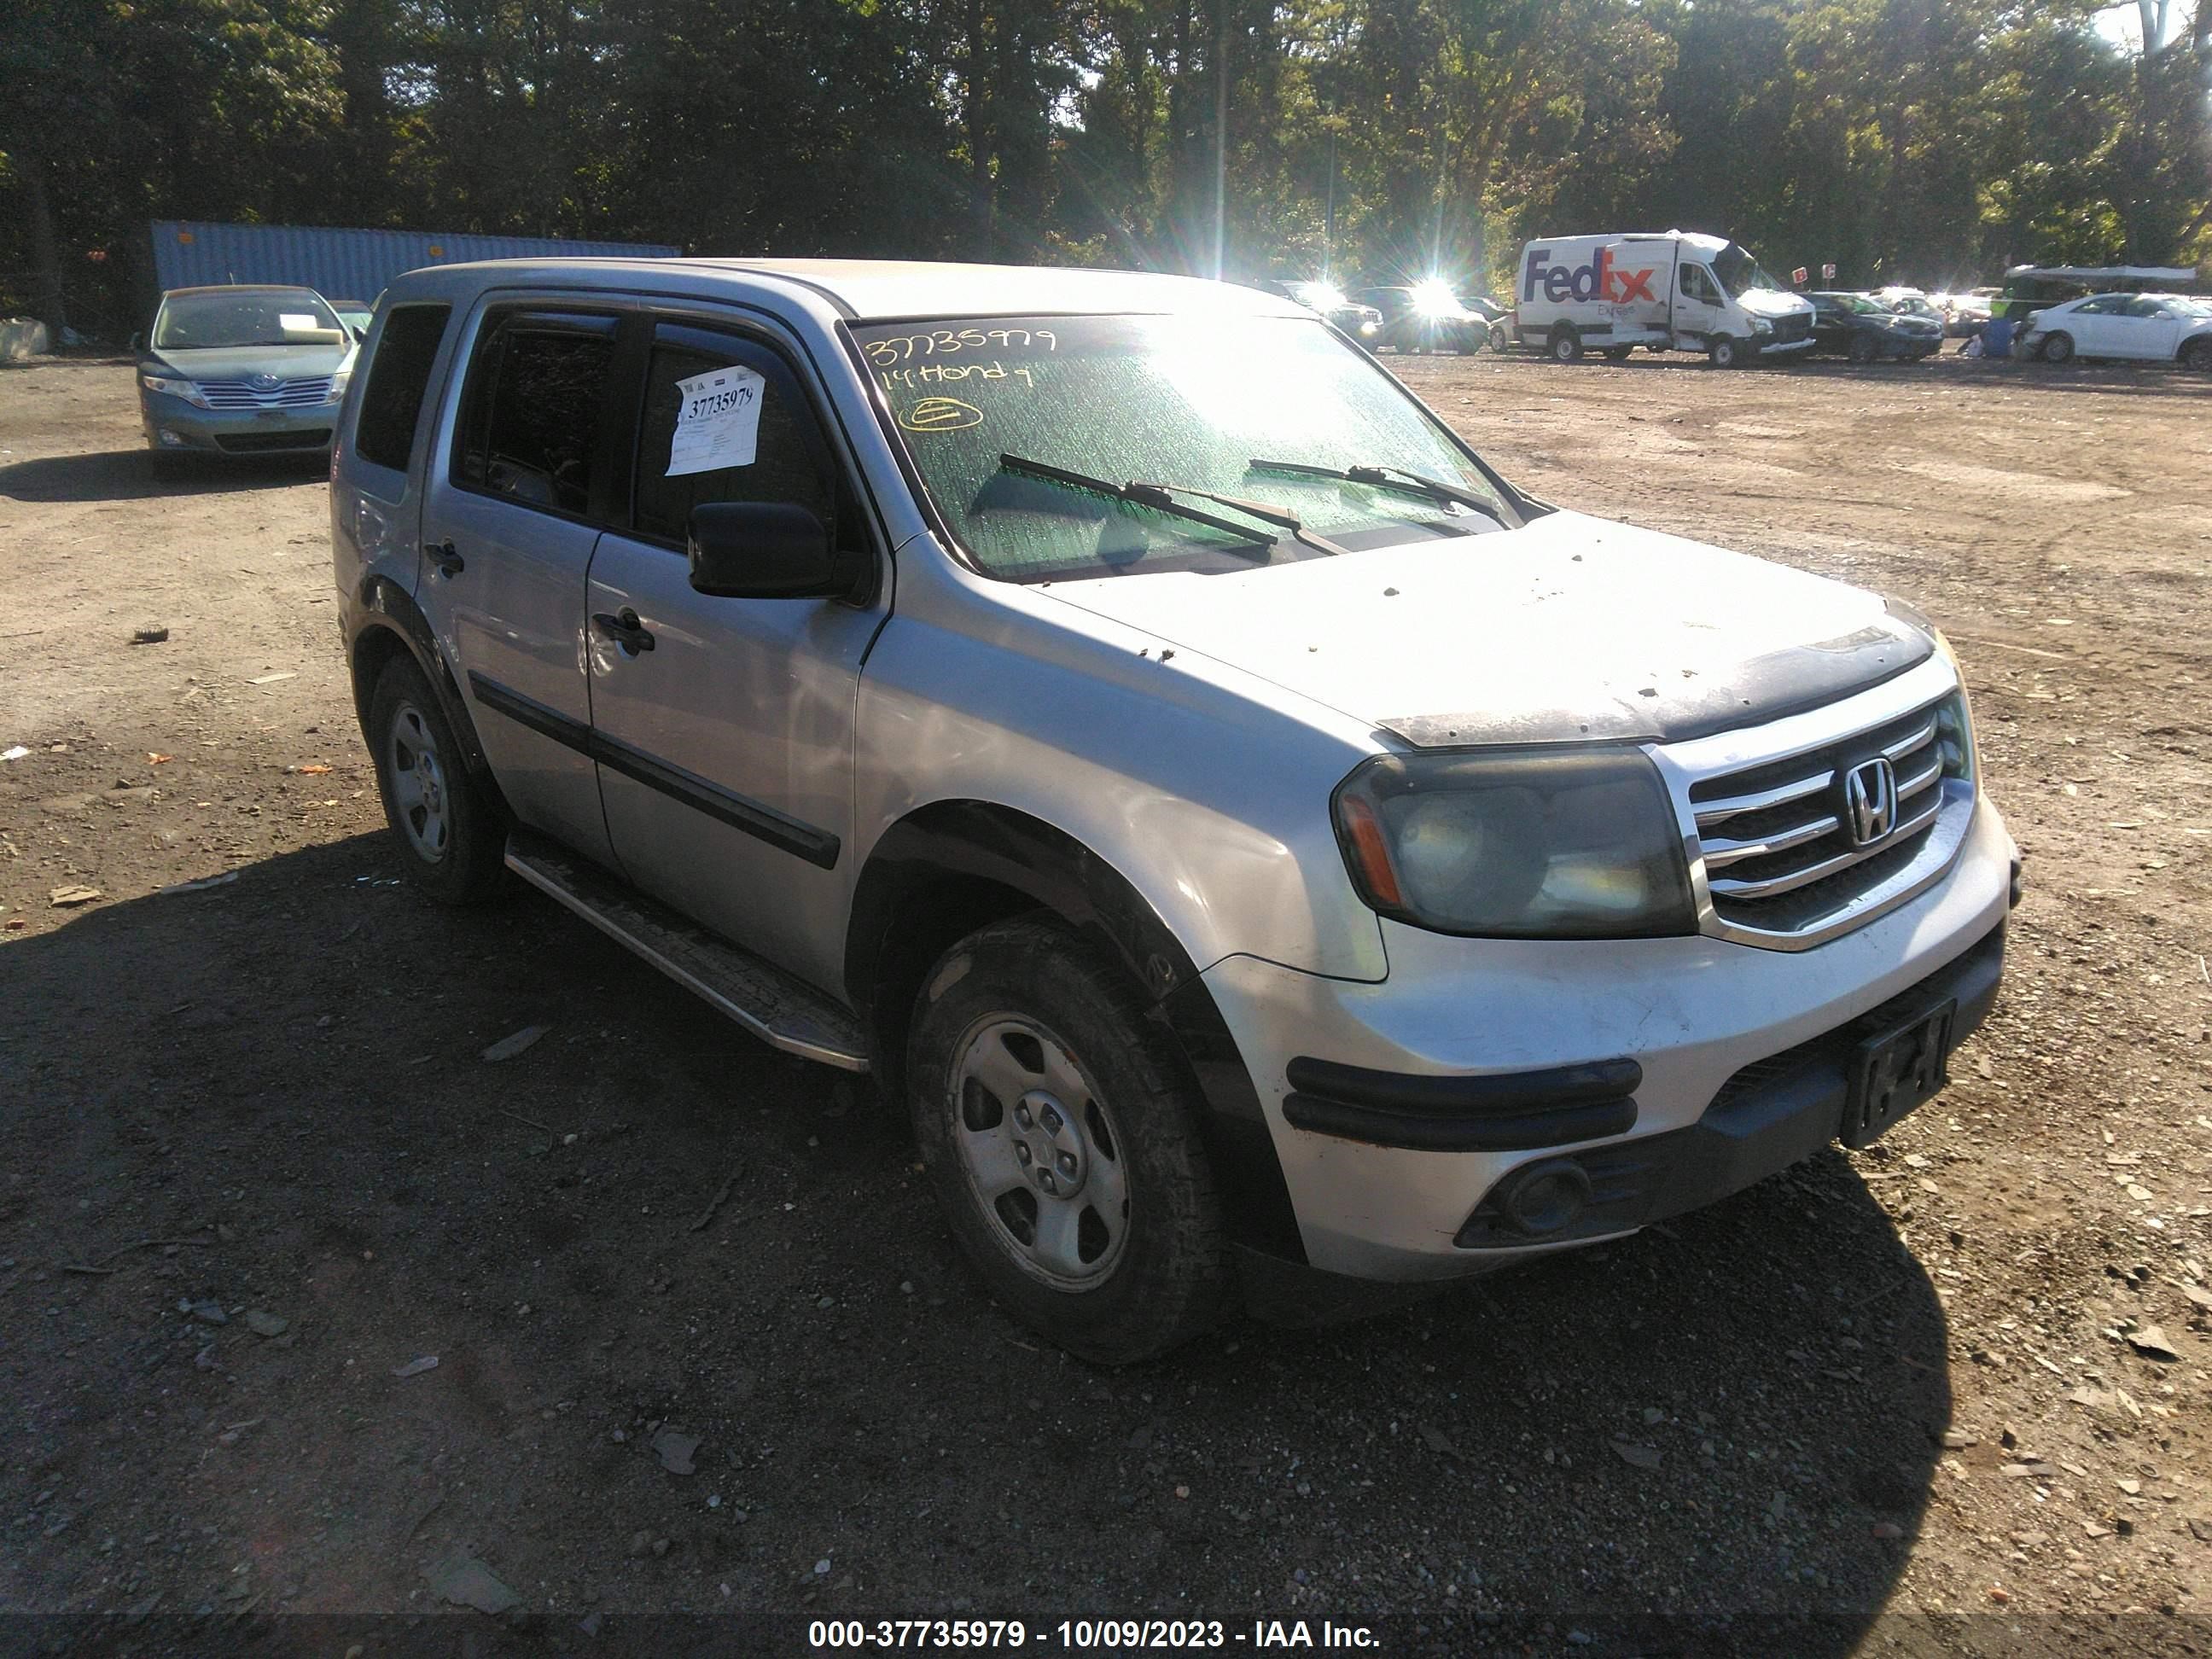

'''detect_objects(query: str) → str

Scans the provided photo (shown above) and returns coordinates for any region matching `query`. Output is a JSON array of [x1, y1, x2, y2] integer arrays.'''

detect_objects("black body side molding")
[[1283, 1055, 1642, 1152]]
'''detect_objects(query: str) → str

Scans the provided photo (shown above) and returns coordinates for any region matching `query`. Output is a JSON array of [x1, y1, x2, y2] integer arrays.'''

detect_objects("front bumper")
[[1755, 335, 1814, 356], [1199, 795, 2016, 1280], [141, 390, 338, 457]]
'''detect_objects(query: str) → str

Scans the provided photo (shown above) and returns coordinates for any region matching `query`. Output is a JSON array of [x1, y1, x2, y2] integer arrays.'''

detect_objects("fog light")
[[1494, 1158, 1593, 1237], [159, 429, 185, 447]]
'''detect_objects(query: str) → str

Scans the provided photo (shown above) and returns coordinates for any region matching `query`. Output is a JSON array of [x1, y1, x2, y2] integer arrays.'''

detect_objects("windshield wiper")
[[1246, 457, 1505, 523], [998, 454, 1348, 556]]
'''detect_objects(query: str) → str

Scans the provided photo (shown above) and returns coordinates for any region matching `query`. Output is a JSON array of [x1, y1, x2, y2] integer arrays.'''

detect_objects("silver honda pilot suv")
[[330, 258, 2019, 1362]]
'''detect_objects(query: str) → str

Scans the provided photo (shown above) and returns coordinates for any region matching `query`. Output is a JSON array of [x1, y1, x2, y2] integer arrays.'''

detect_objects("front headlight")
[[327, 364, 352, 402], [1334, 748, 1697, 938], [141, 373, 210, 409], [1753, 317, 1774, 335], [1885, 599, 1980, 792]]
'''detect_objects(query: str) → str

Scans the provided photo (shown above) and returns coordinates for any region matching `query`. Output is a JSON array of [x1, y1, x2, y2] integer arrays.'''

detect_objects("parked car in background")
[[1993, 264, 2199, 329], [330, 255, 2015, 1362], [2019, 292, 2212, 368], [1353, 282, 1491, 353], [1265, 279, 1384, 349], [1879, 292, 1947, 329], [1807, 291, 1943, 363], [329, 299, 377, 339], [137, 285, 356, 466], [1511, 230, 1814, 366], [1458, 293, 1514, 352]]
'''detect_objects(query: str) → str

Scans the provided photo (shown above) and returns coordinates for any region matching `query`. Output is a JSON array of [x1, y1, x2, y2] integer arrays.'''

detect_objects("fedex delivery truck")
[[1513, 230, 1816, 367]]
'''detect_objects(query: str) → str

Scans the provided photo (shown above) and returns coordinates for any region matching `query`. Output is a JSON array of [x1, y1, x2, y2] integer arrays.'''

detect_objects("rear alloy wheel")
[[1549, 327, 1583, 364], [367, 655, 509, 905], [2040, 331, 2074, 364], [907, 917, 1230, 1364], [1846, 332, 1879, 365]]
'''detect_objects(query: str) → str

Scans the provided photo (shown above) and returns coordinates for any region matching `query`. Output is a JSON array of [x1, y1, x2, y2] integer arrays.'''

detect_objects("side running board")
[[504, 830, 870, 1072]]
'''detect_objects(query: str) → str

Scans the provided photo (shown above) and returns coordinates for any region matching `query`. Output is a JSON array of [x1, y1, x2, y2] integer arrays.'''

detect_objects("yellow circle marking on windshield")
[[900, 398, 983, 433]]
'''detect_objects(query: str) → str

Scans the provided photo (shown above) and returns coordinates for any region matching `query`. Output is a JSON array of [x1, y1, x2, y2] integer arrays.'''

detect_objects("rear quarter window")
[[353, 305, 451, 473]]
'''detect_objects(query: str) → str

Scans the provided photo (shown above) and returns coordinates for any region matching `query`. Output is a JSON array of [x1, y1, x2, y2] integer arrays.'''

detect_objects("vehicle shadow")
[[0, 448, 324, 504], [0, 835, 1947, 1644]]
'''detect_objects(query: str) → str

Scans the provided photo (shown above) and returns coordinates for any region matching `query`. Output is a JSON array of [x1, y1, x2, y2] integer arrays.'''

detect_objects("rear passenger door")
[[583, 317, 886, 995], [417, 306, 623, 866]]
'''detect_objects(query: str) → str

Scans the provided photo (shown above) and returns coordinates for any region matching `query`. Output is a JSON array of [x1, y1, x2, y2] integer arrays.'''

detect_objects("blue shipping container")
[[149, 220, 680, 305]]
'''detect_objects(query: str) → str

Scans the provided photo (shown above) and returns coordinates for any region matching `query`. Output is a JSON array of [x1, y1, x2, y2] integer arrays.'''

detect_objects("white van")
[[1513, 230, 1816, 367]]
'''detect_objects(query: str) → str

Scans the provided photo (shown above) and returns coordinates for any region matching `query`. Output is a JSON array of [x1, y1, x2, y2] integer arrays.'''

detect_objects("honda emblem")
[[1843, 757, 1899, 847]]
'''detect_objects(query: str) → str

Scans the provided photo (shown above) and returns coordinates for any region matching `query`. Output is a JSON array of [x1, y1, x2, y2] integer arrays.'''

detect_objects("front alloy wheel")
[[949, 1016, 1131, 1288], [908, 917, 1230, 1363]]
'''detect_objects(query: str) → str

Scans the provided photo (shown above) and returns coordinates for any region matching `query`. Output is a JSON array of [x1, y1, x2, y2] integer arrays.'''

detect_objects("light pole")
[[1213, 0, 1229, 281], [1324, 104, 1337, 279]]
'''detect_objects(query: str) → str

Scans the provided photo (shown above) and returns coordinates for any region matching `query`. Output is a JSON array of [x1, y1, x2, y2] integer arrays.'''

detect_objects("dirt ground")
[[2, 350, 2209, 1655]]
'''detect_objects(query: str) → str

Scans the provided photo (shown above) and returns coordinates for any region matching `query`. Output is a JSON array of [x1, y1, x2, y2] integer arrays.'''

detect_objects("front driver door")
[[1673, 262, 1725, 346], [584, 318, 886, 996], [2119, 296, 2183, 360]]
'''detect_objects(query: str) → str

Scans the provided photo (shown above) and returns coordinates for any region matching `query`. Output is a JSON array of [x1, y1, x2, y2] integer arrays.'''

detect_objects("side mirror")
[[687, 501, 863, 600]]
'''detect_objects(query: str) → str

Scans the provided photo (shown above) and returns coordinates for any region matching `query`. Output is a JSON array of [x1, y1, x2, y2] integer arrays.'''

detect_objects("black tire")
[[1603, 346, 1634, 361], [906, 916, 1231, 1365], [2183, 338, 2212, 372], [366, 654, 509, 905], [2040, 331, 2073, 364], [1488, 325, 1511, 354], [1846, 332, 1878, 365], [1548, 326, 1582, 364], [1709, 335, 1749, 369]]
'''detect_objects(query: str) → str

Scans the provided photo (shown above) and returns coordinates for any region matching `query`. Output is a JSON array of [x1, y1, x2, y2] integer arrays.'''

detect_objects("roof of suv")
[[412, 257, 1311, 323]]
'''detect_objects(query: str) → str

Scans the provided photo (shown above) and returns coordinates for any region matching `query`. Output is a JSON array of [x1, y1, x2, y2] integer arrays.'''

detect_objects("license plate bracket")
[[1842, 999, 1957, 1148]]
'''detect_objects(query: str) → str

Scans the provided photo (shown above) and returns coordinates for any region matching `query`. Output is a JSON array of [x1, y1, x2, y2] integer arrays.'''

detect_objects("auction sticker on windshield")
[[668, 365, 765, 476]]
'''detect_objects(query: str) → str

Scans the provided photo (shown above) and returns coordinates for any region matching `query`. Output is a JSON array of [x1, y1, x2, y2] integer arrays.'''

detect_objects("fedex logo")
[[1522, 247, 1659, 305]]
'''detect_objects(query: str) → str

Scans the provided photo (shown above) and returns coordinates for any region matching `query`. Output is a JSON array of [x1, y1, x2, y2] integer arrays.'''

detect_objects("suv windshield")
[[1711, 243, 1785, 299], [856, 313, 1507, 583], [154, 289, 345, 351]]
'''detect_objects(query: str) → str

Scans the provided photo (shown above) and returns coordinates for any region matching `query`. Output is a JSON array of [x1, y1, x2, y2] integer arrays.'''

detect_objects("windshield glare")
[[857, 314, 1506, 583], [154, 290, 345, 351], [1712, 243, 1784, 299]]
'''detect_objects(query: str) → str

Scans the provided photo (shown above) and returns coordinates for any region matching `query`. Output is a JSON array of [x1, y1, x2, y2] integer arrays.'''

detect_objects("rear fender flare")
[[349, 574, 498, 786]]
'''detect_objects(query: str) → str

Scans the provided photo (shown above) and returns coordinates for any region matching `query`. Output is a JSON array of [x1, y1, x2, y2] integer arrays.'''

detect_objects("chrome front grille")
[[199, 376, 334, 410], [1685, 693, 1973, 945], [1770, 314, 1811, 344]]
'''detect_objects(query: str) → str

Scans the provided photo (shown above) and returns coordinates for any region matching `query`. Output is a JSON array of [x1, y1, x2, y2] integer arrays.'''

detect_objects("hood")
[[144, 341, 352, 381], [1737, 288, 1815, 321], [1042, 511, 1932, 746]]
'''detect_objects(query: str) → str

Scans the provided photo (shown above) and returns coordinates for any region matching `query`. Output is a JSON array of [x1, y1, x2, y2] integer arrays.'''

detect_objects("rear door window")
[[454, 312, 619, 518]]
